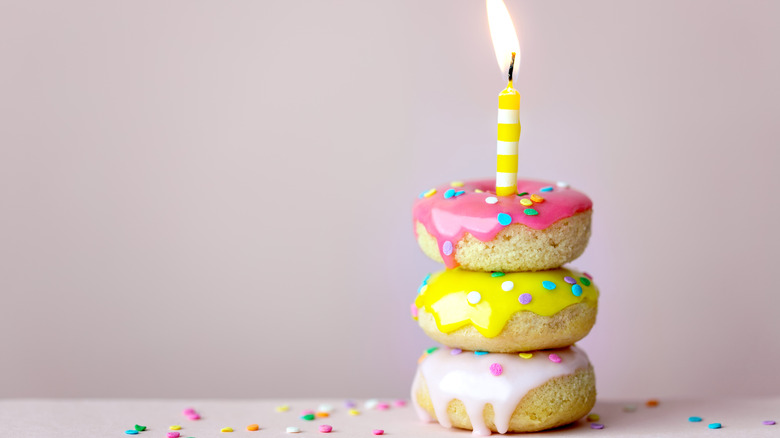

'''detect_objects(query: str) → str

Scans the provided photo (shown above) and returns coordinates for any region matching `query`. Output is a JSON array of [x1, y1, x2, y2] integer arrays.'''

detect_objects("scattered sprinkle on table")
[[587, 414, 600, 422], [315, 411, 330, 417], [167, 432, 180, 438], [393, 400, 406, 407], [349, 409, 360, 416], [301, 414, 315, 421], [763, 420, 776, 425], [376, 403, 390, 411], [220, 427, 234, 432], [372, 429, 384, 435], [302, 409, 315, 415], [689, 416, 703, 422], [646, 399, 659, 407], [591, 423, 604, 429], [319, 424, 333, 433], [286, 426, 301, 433], [247, 424, 259, 431], [169, 425, 181, 430], [276, 404, 290, 412], [708, 423, 722, 429], [345, 400, 356, 408], [125, 431, 138, 435], [318, 404, 334, 413], [134, 425, 146, 432]]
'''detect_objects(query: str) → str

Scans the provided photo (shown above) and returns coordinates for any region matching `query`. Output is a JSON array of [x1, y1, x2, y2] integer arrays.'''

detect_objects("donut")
[[411, 267, 598, 352], [412, 345, 596, 435], [414, 179, 592, 272]]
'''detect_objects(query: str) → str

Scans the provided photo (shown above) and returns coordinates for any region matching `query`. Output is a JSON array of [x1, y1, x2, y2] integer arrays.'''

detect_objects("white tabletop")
[[1, 398, 778, 437]]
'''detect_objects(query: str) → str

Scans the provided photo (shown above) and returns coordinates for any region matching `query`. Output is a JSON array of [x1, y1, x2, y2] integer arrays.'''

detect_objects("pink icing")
[[411, 346, 591, 436], [413, 179, 592, 268]]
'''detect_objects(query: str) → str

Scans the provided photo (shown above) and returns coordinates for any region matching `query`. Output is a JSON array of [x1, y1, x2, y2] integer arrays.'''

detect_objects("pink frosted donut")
[[413, 179, 592, 272]]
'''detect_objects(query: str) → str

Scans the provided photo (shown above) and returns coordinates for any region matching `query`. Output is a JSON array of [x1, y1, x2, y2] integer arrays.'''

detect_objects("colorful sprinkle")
[[410, 304, 418, 318], [579, 277, 592, 286], [276, 405, 290, 412], [548, 353, 562, 363], [563, 276, 576, 284], [394, 400, 406, 407], [689, 417, 703, 422], [583, 272, 593, 279], [557, 181, 570, 188], [372, 430, 384, 435], [485, 196, 498, 204], [349, 409, 360, 416], [417, 284, 427, 294], [530, 194, 545, 203], [183, 408, 196, 415], [540, 186, 553, 192], [364, 399, 379, 410], [542, 281, 557, 290], [319, 424, 333, 433], [474, 189, 484, 193], [454, 190, 465, 197], [442, 241, 453, 256], [591, 423, 604, 429], [167, 432, 181, 438], [587, 414, 600, 422], [501, 281, 514, 291], [315, 412, 330, 418], [186, 413, 200, 420], [220, 427, 233, 433], [763, 421, 776, 425], [467, 291, 482, 304], [345, 400, 356, 408], [523, 208, 538, 216], [646, 399, 659, 407], [443, 188, 456, 199], [474, 351, 489, 356], [247, 424, 260, 431], [491, 272, 505, 277], [519, 198, 533, 206], [125, 432, 138, 436], [518, 353, 533, 359], [134, 425, 146, 432], [169, 425, 182, 430], [376, 403, 389, 411], [301, 410, 315, 416], [422, 188, 436, 198], [286, 426, 301, 433], [497, 213, 512, 226], [572, 284, 583, 297], [708, 423, 722, 429], [517, 192, 529, 196], [450, 181, 464, 187], [450, 348, 462, 355], [518, 293, 532, 305], [489, 363, 503, 376], [417, 353, 427, 364], [426, 346, 439, 354]]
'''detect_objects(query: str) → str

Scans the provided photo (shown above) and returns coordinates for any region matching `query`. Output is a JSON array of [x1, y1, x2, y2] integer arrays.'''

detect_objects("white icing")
[[412, 346, 590, 436]]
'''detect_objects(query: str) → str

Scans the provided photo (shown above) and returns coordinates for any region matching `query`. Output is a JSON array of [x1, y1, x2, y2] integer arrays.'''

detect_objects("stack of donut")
[[410, 178, 599, 435]]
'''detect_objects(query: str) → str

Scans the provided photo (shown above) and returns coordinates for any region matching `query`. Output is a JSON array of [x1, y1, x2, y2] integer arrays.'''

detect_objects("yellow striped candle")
[[496, 76, 520, 196]]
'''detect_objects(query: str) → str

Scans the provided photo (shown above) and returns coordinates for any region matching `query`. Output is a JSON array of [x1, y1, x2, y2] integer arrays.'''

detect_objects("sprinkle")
[[556, 181, 570, 188], [247, 424, 260, 431], [301, 410, 315, 415], [426, 346, 439, 354], [349, 409, 360, 416], [523, 208, 538, 216], [646, 399, 659, 407], [376, 403, 390, 411], [491, 272, 505, 277], [583, 272, 593, 279], [345, 400, 356, 408], [319, 424, 333, 433], [168, 432, 181, 438], [169, 425, 182, 430], [134, 425, 146, 432], [364, 399, 379, 410], [454, 190, 465, 197], [623, 405, 637, 412], [579, 277, 592, 286], [286, 426, 301, 433], [591, 423, 604, 429], [467, 291, 482, 304], [501, 281, 514, 291], [125, 432, 138, 436], [548, 353, 562, 363], [497, 213, 512, 226], [450, 348, 462, 355], [540, 186, 554, 192], [417, 353, 427, 364], [417, 284, 427, 294], [489, 363, 503, 376], [763, 421, 776, 425], [519, 198, 533, 206], [485, 196, 498, 204], [220, 427, 234, 433], [410, 304, 418, 318], [518, 293, 532, 305], [542, 281, 557, 290], [474, 351, 489, 356], [183, 408, 196, 415], [518, 353, 533, 359], [708, 423, 722, 429], [372, 430, 384, 435], [186, 413, 201, 420], [474, 189, 484, 193], [572, 284, 583, 297], [530, 194, 545, 203], [422, 273, 431, 284], [443, 189, 456, 199], [450, 181, 464, 187], [394, 400, 406, 407], [276, 404, 290, 412], [517, 192, 529, 196], [442, 241, 453, 256], [587, 414, 600, 422], [315, 412, 330, 418], [422, 188, 436, 198], [564, 276, 576, 284], [689, 417, 703, 422]]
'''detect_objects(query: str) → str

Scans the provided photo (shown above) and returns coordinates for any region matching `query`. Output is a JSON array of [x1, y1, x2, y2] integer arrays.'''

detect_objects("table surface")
[[1, 398, 778, 437]]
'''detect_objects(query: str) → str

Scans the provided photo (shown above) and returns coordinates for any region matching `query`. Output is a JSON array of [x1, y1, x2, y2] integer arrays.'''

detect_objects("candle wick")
[[508, 52, 516, 82]]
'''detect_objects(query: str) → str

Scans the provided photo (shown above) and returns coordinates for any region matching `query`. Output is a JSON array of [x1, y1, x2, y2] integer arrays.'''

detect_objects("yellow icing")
[[413, 267, 598, 338]]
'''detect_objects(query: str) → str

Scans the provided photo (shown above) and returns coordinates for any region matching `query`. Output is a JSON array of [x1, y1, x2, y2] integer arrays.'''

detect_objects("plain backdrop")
[[1, 0, 779, 399]]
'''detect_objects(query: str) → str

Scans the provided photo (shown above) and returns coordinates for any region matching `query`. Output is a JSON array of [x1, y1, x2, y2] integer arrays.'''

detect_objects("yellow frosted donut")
[[411, 267, 598, 352]]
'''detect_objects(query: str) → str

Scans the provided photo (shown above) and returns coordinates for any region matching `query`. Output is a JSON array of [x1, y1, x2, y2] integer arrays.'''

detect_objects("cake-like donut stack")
[[410, 178, 599, 435]]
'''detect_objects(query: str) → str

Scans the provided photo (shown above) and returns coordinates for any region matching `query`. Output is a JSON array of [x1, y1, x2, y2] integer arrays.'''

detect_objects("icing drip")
[[413, 179, 592, 268], [413, 346, 591, 436], [413, 267, 598, 337]]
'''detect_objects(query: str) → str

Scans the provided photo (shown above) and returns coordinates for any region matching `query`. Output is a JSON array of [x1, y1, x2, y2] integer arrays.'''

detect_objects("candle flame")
[[487, 0, 520, 78]]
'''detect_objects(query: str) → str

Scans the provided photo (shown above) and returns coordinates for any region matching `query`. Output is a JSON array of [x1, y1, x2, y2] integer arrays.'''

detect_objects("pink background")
[[1, 0, 778, 399]]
